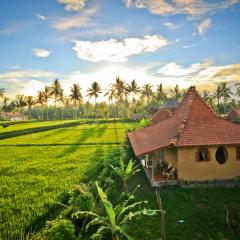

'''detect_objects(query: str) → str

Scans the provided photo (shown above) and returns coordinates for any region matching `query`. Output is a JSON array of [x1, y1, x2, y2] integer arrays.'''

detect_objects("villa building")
[[128, 86, 240, 186]]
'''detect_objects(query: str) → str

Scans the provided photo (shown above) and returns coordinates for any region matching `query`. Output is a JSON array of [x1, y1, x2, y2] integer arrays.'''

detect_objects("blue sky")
[[0, 0, 240, 99]]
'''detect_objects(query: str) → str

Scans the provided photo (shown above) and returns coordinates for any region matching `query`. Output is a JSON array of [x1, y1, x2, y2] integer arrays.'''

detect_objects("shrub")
[[46, 219, 76, 240]]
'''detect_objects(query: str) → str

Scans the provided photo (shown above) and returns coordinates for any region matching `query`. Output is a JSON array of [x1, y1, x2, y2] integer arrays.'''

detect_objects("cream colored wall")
[[164, 148, 178, 169], [178, 146, 240, 181]]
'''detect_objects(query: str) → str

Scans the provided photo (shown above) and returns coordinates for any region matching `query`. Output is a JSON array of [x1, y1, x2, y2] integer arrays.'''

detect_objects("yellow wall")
[[178, 146, 240, 181], [164, 148, 178, 169]]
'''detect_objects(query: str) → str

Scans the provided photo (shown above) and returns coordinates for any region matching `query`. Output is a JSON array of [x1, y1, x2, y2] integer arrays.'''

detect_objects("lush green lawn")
[[0, 120, 78, 134], [0, 120, 136, 240]]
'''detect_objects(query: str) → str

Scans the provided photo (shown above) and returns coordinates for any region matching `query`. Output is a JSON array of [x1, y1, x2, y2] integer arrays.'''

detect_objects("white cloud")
[[197, 18, 211, 35], [125, 0, 240, 17], [162, 22, 178, 30], [182, 43, 199, 48], [72, 35, 169, 62], [51, 7, 96, 30], [35, 14, 47, 21], [32, 48, 52, 58], [57, 0, 87, 11], [5, 65, 21, 70], [0, 69, 58, 97]]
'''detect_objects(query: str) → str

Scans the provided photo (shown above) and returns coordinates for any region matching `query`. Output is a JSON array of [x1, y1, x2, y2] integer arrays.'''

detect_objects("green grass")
[[0, 122, 135, 146], [0, 120, 136, 240], [0, 120, 78, 134], [1, 119, 240, 240]]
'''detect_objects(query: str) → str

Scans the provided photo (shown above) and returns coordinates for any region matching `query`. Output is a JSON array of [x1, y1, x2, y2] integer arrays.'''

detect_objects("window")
[[236, 147, 240, 160], [216, 146, 228, 164], [197, 147, 210, 161]]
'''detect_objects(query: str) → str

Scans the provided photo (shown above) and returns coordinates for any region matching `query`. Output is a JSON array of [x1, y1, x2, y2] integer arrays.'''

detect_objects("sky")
[[0, 0, 240, 101]]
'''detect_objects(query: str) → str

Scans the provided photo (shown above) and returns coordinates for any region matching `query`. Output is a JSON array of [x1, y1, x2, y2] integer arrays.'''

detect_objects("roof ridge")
[[169, 92, 197, 146]]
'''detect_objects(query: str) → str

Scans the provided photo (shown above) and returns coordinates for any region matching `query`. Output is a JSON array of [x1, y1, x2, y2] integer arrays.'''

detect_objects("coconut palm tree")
[[140, 84, 153, 116], [87, 81, 102, 118], [58, 89, 67, 119], [170, 84, 182, 100], [235, 82, 240, 98], [0, 88, 5, 99], [127, 79, 140, 106], [16, 95, 27, 114], [50, 79, 62, 118], [69, 84, 83, 119], [220, 82, 232, 113], [155, 83, 167, 103], [2, 97, 9, 119], [43, 85, 52, 120], [213, 84, 222, 113], [25, 96, 35, 119], [114, 77, 129, 102], [202, 90, 211, 103], [105, 84, 116, 118], [36, 91, 46, 120]]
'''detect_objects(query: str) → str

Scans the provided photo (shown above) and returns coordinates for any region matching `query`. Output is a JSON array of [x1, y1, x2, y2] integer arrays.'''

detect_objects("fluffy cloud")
[[32, 48, 52, 58], [0, 69, 58, 97], [126, 0, 240, 17], [72, 35, 169, 62], [197, 18, 211, 35], [57, 0, 87, 11], [162, 22, 178, 30]]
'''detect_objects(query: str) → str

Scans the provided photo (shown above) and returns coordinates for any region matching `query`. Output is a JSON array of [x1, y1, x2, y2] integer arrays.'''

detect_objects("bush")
[[46, 219, 76, 240]]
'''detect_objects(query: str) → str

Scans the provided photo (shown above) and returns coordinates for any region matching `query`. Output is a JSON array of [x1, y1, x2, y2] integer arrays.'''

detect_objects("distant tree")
[[235, 82, 240, 98], [0, 88, 5, 99], [105, 84, 116, 118], [155, 83, 166, 103], [69, 84, 83, 119], [58, 89, 67, 119], [202, 90, 211, 103], [213, 84, 222, 113], [43, 86, 52, 120], [36, 91, 46, 120], [16, 95, 27, 113], [2, 97, 9, 118], [50, 79, 63, 118], [140, 84, 153, 115], [220, 82, 232, 113], [127, 79, 140, 106], [87, 81, 102, 118], [25, 96, 35, 119], [170, 84, 181, 100]]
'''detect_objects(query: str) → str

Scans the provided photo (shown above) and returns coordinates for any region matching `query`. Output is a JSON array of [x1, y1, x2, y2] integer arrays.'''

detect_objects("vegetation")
[[1, 79, 239, 122]]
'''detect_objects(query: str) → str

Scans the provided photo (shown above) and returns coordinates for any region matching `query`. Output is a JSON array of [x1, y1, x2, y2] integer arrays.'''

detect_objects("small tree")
[[110, 159, 140, 192], [74, 182, 160, 240]]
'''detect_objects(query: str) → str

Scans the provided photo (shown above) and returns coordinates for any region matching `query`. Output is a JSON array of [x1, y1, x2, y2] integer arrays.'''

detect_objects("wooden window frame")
[[196, 147, 211, 162], [236, 146, 240, 160]]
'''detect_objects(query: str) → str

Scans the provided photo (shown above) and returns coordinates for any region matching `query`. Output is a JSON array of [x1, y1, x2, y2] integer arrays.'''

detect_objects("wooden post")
[[152, 158, 154, 181]]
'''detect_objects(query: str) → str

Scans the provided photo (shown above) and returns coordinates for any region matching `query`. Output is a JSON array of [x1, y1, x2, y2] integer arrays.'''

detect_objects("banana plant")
[[110, 159, 140, 192], [74, 182, 161, 240]]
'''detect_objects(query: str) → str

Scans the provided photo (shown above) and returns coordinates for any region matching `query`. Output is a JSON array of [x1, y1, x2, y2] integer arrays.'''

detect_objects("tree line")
[[0, 78, 239, 120]]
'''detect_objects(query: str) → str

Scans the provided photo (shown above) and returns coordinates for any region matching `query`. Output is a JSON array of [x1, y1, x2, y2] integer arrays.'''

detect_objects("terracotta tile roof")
[[151, 109, 172, 124], [128, 86, 240, 156]]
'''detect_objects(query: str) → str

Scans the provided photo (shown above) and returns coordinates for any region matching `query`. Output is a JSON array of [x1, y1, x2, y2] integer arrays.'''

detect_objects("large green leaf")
[[96, 182, 116, 228], [125, 159, 133, 175]]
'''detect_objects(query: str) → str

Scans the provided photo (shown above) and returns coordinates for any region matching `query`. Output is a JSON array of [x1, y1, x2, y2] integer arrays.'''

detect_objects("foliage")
[[46, 219, 77, 240], [74, 182, 160, 240], [110, 159, 140, 192], [138, 118, 151, 128]]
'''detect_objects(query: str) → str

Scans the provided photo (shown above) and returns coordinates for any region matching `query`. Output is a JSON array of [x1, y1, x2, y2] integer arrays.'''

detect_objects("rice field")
[[0, 120, 136, 240]]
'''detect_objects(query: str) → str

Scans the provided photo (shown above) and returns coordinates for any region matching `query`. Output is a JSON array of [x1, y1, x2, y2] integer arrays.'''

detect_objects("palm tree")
[[235, 82, 240, 98], [140, 84, 153, 116], [25, 96, 35, 119], [127, 79, 140, 106], [213, 84, 222, 113], [0, 88, 5, 99], [202, 90, 210, 103], [36, 91, 46, 120], [2, 97, 9, 119], [16, 95, 27, 113], [155, 83, 166, 103], [43, 86, 52, 120], [87, 81, 102, 118], [58, 89, 66, 119], [105, 84, 116, 118], [170, 84, 182, 100], [50, 79, 62, 118], [69, 84, 83, 119], [220, 82, 232, 113]]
